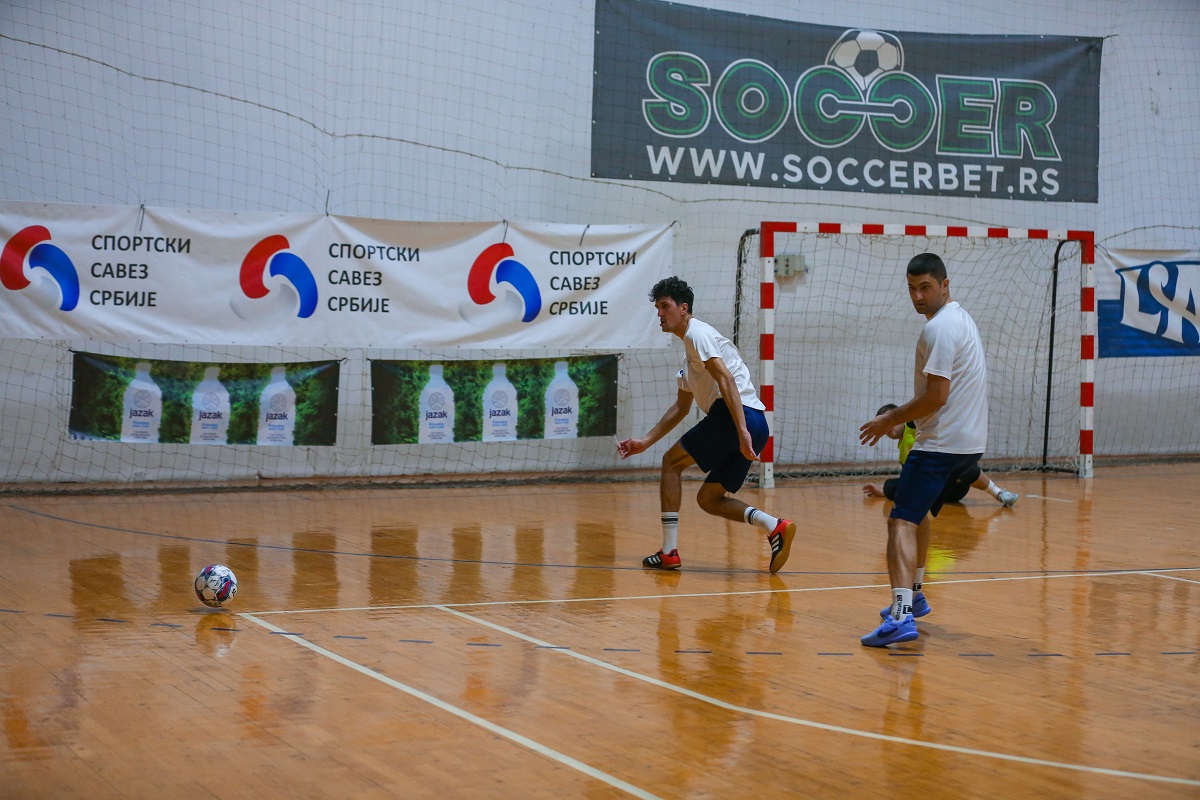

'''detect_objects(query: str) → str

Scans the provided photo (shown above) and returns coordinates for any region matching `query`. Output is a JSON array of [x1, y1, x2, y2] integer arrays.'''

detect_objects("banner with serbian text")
[[371, 355, 617, 444], [0, 202, 671, 348], [593, 0, 1101, 202], [1096, 249, 1200, 358], [68, 354, 339, 445]]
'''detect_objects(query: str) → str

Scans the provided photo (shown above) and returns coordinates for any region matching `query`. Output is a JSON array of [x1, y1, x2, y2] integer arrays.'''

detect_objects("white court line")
[[438, 605, 1200, 788], [239, 612, 661, 800], [1022, 494, 1074, 503], [1145, 571, 1200, 585], [246, 568, 1197, 616]]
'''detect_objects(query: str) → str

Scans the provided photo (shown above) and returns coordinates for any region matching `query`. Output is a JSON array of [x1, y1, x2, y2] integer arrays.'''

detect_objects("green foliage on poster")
[[68, 353, 339, 445], [370, 355, 618, 445]]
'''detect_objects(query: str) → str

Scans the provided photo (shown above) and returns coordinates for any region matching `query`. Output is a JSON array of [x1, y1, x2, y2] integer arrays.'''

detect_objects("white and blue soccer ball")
[[195, 564, 238, 608], [827, 29, 904, 91]]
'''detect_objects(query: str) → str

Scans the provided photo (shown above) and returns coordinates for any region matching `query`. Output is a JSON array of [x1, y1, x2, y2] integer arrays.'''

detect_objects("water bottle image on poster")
[[370, 355, 617, 445], [67, 352, 339, 445]]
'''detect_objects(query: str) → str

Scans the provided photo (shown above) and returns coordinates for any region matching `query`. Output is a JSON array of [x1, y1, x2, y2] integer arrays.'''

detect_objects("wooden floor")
[[1, 464, 1198, 799]]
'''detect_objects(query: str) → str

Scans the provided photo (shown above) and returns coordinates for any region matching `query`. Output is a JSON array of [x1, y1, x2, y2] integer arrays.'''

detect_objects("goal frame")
[[756, 221, 1096, 488]]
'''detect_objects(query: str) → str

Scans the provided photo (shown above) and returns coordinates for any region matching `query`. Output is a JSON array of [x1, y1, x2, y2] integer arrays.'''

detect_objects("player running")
[[617, 277, 796, 573]]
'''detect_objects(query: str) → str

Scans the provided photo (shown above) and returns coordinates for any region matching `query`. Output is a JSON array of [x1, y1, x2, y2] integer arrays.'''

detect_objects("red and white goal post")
[[754, 221, 1095, 488]]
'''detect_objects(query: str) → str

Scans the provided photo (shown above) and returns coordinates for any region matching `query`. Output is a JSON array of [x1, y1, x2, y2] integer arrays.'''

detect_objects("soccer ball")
[[195, 564, 238, 608], [827, 29, 904, 91]]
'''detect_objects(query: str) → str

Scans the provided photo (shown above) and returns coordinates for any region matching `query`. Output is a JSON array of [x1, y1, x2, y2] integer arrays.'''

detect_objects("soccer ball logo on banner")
[[827, 29, 904, 91]]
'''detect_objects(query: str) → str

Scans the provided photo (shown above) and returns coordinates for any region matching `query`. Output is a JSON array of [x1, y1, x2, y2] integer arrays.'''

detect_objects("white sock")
[[913, 568, 925, 595], [891, 587, 914, 619], [661, 512, 679, 553], [743, 506, 779, 532], [986, 480, 1002, 500]]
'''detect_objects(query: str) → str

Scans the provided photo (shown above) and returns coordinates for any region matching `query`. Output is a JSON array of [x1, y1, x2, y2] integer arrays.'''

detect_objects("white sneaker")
[[997, 489, 1019, 508]]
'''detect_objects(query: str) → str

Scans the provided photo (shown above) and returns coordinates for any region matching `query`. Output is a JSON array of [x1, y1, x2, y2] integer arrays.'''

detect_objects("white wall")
[[1, 0, 1196, 481]]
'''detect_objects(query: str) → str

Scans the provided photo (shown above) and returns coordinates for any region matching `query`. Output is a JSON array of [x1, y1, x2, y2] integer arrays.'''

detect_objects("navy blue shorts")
[[890, 450, 983, 524], [884, 461, 981, 504], [679, 399, 769, 494]]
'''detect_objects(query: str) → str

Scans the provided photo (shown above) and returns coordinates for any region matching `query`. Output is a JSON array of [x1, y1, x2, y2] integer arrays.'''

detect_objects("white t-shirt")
[[676, 318, 765, 414], [912, 301, 988, 453]]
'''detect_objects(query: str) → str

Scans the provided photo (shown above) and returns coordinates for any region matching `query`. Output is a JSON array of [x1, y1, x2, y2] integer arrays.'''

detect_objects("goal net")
[[742, 223, 1092, 484]]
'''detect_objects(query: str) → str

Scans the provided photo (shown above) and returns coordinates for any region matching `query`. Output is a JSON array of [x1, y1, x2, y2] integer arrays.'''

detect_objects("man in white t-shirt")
[[858, 253, 990, 647], [617, 277, 796, 573]]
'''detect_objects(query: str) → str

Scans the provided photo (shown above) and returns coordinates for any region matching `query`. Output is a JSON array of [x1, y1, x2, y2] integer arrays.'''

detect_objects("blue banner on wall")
[[592, 0, 1102, 202], [1097, 250, 1200, 358]]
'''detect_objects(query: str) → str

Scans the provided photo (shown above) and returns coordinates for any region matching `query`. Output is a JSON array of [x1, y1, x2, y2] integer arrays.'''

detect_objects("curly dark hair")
[[649, 276, 694, 314]]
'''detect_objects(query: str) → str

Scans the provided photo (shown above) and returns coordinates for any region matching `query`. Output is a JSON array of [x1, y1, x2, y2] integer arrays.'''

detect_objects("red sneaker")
[[767, 519, 796, 574], [642, 548, 681, 570]]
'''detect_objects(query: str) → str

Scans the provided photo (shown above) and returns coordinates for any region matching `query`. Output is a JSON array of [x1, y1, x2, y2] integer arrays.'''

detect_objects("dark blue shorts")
[[884, 461, 982, 503], [679, 399, 769, 494], [890, 450, 984, 525]]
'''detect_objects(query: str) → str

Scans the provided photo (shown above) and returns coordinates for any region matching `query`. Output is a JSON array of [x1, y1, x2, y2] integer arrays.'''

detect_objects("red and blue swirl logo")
[[468, 243, 541, 323], [239, 235, 317, 318], [1, 225, 80, 311]]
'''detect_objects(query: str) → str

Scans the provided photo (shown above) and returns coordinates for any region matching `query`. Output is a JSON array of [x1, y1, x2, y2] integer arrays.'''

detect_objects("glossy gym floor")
[[1, 464, 1197, 798]]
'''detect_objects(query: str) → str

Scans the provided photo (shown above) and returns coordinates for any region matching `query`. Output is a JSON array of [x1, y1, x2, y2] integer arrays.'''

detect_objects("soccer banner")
[[592, 0, 1102, 202], [371, 355, 617, 444], [68, 354, 339, 445], [0, 202, 672, 348], [1096, 249, 1200, 358]]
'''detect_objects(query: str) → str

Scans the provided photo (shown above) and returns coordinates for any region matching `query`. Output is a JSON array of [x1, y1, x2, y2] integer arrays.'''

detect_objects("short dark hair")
[[907, 253, 947, 282], [650, 276, 694, 314], [876, 403, 898, 416]]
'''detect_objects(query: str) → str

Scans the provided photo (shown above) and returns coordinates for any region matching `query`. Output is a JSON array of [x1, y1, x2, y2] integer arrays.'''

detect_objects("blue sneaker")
[[861, 613, 918, 647], [880, 591, 931, 619]]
